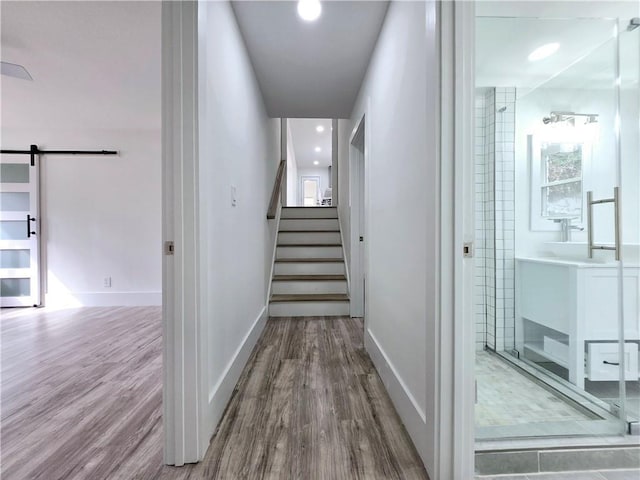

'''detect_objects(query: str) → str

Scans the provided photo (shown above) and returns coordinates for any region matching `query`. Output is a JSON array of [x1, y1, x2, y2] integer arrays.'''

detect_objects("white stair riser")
[[269, 301, 350, 317], [277, 246, 342, 259], [278, 232, 341, 245], [274, 262, 345, 275], [272, 280, 348, 295], [279, 219, 339, 231], [281, 207, 337, 219]]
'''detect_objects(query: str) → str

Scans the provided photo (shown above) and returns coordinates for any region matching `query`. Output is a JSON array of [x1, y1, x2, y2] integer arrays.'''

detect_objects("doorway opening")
[[286, 118, 333, 207], [301, 176, 320, 206], [350, 116, 365, 318], [473, 5, 639, 447], [469, 7, 640, 475]]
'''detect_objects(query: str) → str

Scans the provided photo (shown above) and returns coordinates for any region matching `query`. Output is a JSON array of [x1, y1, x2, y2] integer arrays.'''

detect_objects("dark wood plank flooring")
[[171, 317, 428, 480], [1, 309, 428, 479]]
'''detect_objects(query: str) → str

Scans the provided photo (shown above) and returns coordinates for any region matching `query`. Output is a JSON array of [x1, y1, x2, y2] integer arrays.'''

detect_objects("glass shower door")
[[475, 14, 630, 440], [618, 13, 640, 427]]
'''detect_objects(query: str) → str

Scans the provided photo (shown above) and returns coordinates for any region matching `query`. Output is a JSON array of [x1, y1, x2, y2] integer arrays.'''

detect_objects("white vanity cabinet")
[[515, 257, 640, 389]]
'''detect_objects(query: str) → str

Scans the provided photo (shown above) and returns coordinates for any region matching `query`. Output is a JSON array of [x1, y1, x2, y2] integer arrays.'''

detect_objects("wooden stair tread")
[[278, 230, 340, 233], [277, 243, 342, 247], [275, 258, 344, 263], [270, 293, 349, 303], [282, 206, 336, 209], [272, 275, 346, 281], [280, 212, 338, 220]]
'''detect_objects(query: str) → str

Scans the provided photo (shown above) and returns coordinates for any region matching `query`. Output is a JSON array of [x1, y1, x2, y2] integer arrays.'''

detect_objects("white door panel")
[[0, 155, 40, 307]]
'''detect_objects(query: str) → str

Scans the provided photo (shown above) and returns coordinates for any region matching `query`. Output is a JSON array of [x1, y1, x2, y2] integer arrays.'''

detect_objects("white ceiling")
[[476, 1, 638, 19], [231, 1, 389, 119], [0, 1, 160, 130], [290, 118, 332, 168], [476, 1, 639, 92]]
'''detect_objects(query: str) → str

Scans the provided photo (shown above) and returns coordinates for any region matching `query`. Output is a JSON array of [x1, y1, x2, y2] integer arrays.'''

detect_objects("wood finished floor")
[[1, 307, 164, 480], [1, 308, 428, 480]]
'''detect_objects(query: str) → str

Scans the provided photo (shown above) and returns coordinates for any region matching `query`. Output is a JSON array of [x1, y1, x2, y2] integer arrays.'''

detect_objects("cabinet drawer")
[[586, 342, 639, 381]]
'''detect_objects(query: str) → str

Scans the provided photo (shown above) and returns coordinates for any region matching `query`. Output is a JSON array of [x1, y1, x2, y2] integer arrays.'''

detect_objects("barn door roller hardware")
[[1, 144, 118, 166]]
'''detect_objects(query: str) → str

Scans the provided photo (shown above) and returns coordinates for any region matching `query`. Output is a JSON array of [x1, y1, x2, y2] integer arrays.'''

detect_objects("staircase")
[[269, 207, 350, 317]]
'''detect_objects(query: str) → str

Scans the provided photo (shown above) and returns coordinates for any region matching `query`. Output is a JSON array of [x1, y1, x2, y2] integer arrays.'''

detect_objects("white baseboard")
[[45, 291, 162, 307], [206, 305, 267, 437], [365, 328, 428, 467]]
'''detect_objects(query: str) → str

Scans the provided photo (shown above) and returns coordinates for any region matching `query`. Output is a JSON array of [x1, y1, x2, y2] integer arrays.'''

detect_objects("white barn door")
[[0, 154, 40, 307]]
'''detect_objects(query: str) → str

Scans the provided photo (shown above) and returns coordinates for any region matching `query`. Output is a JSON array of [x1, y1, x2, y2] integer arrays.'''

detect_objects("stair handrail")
[[267, 159, 286, 219]]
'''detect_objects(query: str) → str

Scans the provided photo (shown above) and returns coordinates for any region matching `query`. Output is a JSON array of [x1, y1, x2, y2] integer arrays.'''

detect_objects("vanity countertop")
[[515, 256, 639, 268]]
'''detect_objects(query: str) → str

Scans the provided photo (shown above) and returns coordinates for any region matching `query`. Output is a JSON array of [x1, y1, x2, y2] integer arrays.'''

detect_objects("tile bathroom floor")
[[475, 352, 640, 479], [586, 380, 640, 422], [477, 469, 640, 479], [476, 351, 594, 428]]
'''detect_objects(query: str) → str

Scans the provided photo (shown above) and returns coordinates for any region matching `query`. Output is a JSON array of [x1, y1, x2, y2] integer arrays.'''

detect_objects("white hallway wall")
[[1, 129, 162, 306], [1, 1, 162, 307], [346, 0, 439, 475], [197, 0, 280, 441]]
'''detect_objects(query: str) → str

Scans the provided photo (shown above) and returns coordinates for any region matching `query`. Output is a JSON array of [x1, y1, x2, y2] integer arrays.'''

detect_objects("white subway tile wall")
[[475, 92, 487, 351], [495, 87, 516, 352], [475, 87, 516, 352]]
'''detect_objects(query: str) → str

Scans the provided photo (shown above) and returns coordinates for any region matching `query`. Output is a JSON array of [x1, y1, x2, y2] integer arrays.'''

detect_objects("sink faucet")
[[553, 218, 584, 242]]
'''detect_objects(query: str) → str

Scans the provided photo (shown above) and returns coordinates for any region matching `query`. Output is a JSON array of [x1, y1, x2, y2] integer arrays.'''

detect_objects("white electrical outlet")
[[104, 277, 112, 288]]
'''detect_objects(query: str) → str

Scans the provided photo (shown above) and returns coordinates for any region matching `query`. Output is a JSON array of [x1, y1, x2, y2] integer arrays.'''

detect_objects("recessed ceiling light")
[[528, 43, 559, 62], [314, 147, 321, 153], [316, 125, 325, 133], [297, 0, 321, 22], [313, 161, 319, 165]]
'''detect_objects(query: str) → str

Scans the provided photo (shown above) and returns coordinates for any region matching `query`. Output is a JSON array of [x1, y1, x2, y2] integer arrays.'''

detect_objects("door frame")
[[160, 0, 478, 474], [349, 114, 366, 318], [440, 1, 476, 478], [299, 175, 321, 206], [331, 119, 339, 205], [161, 0, 206, 466]]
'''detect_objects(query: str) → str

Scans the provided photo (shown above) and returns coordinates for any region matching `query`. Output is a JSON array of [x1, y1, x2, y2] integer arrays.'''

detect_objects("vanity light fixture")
[[316, 125, 325, 133], [313, 161, 319, 165], [314, 146, 321, 152], [528, 42, 559, 62], [541, 111, 600, 144], [297, 0, 321, 22], [542, 111, 599, 125]]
